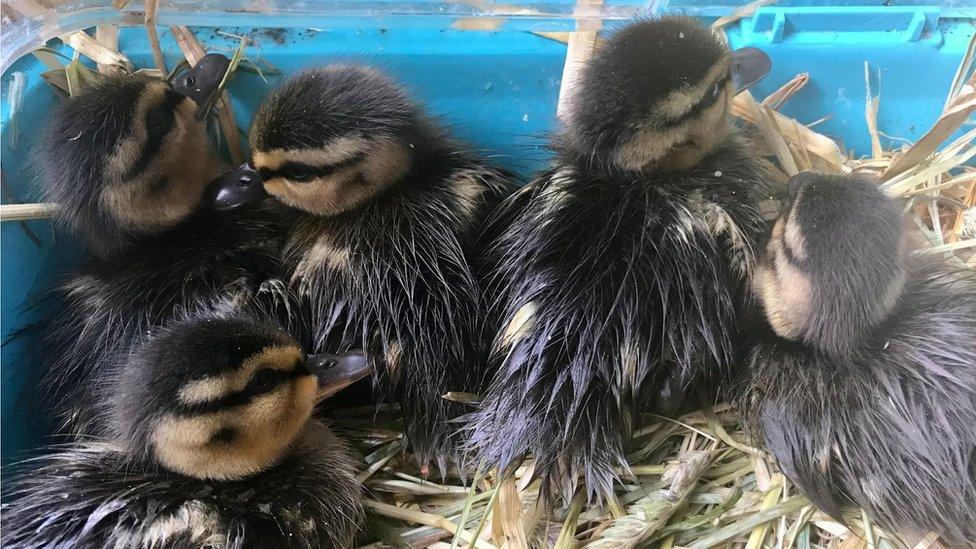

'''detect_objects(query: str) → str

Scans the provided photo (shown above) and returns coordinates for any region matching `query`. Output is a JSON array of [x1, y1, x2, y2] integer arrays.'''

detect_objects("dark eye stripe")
[[208, 427, 237, 445], [778, 209, 805, 266], [145, 176, 170, 197], [779, 237, 797, 264], [127, 89, 185, 178], [175, 368, 303, 416], [658, 75, 730, 129], [260, 151, 366, 182]]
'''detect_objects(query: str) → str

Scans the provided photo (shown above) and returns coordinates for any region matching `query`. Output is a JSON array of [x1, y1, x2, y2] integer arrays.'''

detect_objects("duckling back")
[[742, 172, 976, 545]]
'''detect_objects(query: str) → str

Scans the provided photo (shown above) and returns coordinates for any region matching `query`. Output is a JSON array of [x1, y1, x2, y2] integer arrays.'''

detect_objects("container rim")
[[1, 0, 667, 74]]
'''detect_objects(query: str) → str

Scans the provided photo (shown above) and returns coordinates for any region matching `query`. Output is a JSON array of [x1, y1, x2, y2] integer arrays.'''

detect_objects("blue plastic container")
[[1, 0, 974, 464]]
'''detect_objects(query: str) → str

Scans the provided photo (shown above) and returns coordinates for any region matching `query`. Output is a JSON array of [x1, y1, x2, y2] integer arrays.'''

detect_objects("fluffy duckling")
[[42, 54, 232, 257], [210, 66, 514, 467], [34, 57, 292, 434], [2, 315, 368, 548], [466, 16, 772, 503], [741, 172, 976, 546]]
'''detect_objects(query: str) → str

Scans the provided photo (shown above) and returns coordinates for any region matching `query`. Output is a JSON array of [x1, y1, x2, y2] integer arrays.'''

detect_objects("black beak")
[[208, 163, 267, 211], [171, 53, 231, 120], [304, 351, 372, 400], [730, 47, 772, 95], [772, 171, 820, 214]]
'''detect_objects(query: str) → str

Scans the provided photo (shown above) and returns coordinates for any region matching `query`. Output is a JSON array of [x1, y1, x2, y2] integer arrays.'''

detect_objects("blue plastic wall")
[[2, 6, 974, 463]]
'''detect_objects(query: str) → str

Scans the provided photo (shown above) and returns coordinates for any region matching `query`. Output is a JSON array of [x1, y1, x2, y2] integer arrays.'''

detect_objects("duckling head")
[[40, 55, 231, 258], [755, 172, 907, 355], [563, 16, 770, 172], [110, 316, 370, 480], [211, 65, 419, 215]]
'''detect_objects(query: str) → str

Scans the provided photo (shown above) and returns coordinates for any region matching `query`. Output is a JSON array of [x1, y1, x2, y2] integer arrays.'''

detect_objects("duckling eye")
[[283, 165, 315, 183], [245, 368, 284, 397], [145, 103, 175, 135], [711, 82, 722, 98]]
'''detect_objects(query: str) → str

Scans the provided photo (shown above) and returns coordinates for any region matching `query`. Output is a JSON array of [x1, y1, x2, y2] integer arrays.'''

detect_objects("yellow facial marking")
[[258, 139, 410, 217], [755, 218, 812, 339], [177, 378, 226, 406], [655, 59, 731, 119], [663, 86, 731, 170], [103, 82, 168, 181], [613, 82, 731, 171], [252, 137, 370, 172], [154, 350, 317, 480], [101, 82, 224, 233], [177, 345, 304, 406]]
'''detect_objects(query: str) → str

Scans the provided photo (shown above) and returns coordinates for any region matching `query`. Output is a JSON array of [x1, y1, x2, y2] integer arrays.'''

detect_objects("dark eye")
[[283, 165, 315, 182], [144, 103, 174, 135], [711, 82, 722, 98], [246, 368, 282, 397], [184, 75, 196, 88]]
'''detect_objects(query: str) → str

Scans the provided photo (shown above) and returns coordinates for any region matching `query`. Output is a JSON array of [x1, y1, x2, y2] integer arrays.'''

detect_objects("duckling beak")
[[730, 47, 771, 95], [208, 163, 268, 211], [787, 171, 819, 198], [305, 351, 372, 401], [171, 53, 231, 120]]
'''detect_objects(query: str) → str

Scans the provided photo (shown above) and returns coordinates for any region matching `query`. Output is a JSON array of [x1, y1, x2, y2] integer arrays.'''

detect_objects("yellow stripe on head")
[[177, 344, 303, 406], [252, 137, 370, 171]]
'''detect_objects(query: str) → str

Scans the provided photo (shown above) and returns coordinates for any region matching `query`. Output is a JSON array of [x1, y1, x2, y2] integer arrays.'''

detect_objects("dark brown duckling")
[[742, 171, 976, 546], [465, 16, 772, 504], [209, 65, 515, 470], [2, 315, 368, 549]]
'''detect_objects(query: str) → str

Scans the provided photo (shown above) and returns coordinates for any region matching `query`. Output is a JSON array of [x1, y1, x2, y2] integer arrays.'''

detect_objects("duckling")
[[465, 16, 773, 503], [33, 57, 293, 435], [42, 53, 232, 257], [741, 172, 976, 546], [2, 315, 368, 548], [210, 65, 515, 468]]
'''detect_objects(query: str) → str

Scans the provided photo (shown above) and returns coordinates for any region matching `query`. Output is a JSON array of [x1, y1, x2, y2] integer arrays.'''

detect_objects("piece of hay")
[[761, 72, 809, 109], [60, 30, 130, 70], [585, 451, 715, 549]]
